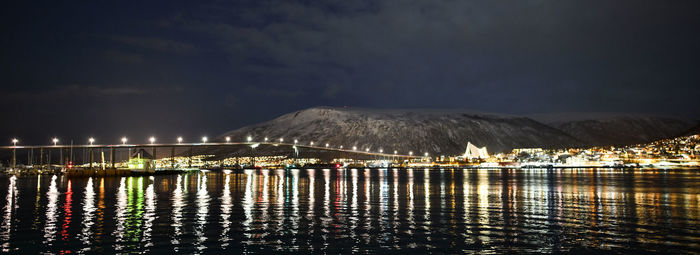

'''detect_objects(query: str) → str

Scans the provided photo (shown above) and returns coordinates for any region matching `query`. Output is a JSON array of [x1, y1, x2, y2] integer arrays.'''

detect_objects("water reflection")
[[0, 168, 697, 253]]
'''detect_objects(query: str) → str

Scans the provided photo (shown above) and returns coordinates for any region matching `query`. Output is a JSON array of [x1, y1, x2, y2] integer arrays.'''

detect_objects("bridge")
[[0, 140, 423, 171]]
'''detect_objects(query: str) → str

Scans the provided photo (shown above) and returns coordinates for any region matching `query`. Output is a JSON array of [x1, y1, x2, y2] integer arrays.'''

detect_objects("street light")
[[89, 137, 95, 145], [365, 148, 369, 152], [310, 141, 314, 146], [225, 136, 231, 143], [149, 137, 156, 144], [294, 139, 298, 144], [379, 149, 383, 153], [247, 136, 252, 142], [11, 138, 18, 146], [53, 138, 59, 146], [264, 137, 268, 142], [202, 136, 208, 143], [177, 137, 183, 144], [325, 143, 329, 148], [121, 137, 127, 144], [424, 152, 429, 157], [409, 151, 413, 156], [340, 145, 343, 149], [280, 138, 284, 143], [394, 150, 397, 155], [353, 146, 357, 151]]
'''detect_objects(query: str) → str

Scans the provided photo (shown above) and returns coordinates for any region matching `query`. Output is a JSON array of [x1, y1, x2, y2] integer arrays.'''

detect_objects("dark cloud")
[[1, 0, 699, 143]]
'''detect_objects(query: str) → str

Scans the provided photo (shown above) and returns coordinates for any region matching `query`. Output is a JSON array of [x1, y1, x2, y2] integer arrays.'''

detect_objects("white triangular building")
[[463, 142, 489, 159]]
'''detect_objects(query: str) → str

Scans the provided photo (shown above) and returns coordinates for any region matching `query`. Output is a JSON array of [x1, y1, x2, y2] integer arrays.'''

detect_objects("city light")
[[121, 137, 127, 144], [409, 151, 413, 156], [353, 146, 357, 150], [89, 137, 95, 145], [340, 145, 343, 149], [11, 138, 18, 146], [379, 149, 383, 153], [177, 137, 183, 144], [294, 139, 297, 144], [326, 143, 329, 147], [424, 152, 429, 157], [149, 137, 156, 144], [365, 148, 369, 152], [53, 138, 59, 145], [310, 141, 314, 146], [247, 136, 252, 142], [202, 136, 208, 143], [394, 150, 397, 154], [264, 137, 268, 142], [225, 136, 231, 143], [280, 138, 284, 143]]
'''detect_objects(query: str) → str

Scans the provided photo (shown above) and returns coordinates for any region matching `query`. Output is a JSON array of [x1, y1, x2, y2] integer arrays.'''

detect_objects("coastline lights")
[[149, 137, 156, 144], [121, 137, 128, 144], [89, 137, 95, 145], [202, 136, 208, 143], [11, 138, 18, 146], [225, 136, 231, 143], [53, 138, 59, 146], [177, 137, 183, 144]]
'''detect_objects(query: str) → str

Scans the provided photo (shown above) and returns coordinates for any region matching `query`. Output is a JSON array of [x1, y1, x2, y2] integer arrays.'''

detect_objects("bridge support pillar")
[[110, 147, 115, 169], [171, 146, 175, 170], [11, 148, 16, 171], [39, 148, 44, 170], [89, 147, 94, 169]]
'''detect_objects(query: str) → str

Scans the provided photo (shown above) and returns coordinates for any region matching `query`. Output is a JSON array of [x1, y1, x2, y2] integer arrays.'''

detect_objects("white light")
[[394, 150, 397, 154], [121, 137, 127, 144], [379, 149, 383, 153], [353, 146, 357, 150], [226, 136, 231, 143], [280, 138, 284, 143], [247, 136, 252, 142], [294, 139, 297, 144], [310, 141, 314, 146], [340, 145, 343, 149], [409, 151, 413, 156], [202, 136, 208, 143], [424, 152, 429, 157], [149, 137, 156, 144], [177, 137, 183, 144], [89, 138, 95, 145], [11, 138, 18, 145], [264, 137, 268, 142], [365, 148, 369, 152], [325, 143, 329, 147], [52, 138, 59, 145]]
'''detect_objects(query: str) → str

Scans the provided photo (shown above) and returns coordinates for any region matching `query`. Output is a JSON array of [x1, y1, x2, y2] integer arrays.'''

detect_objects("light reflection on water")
[[0, 168, 697, 253]]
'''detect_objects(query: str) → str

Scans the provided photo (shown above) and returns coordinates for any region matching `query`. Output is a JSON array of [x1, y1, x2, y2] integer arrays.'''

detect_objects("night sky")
[[2, 0, 699, 145]]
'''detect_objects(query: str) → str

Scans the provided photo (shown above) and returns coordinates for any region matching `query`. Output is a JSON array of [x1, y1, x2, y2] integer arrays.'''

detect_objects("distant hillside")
[[218, 107, 583, 154], [529, 113, 696, 146], [683, 123, 700, 136]]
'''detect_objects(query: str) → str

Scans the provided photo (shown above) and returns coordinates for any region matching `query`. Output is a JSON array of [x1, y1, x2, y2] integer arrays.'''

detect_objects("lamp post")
[[149, 137, 156, 144], [11, 138, 17, 171], [202, 136, 208, 143], [177, 137, 183, 144], [53, 138, 59, 146], [225, 136, 231, 143], [89, 138, 95, 145], [121, 137, 127, 145]]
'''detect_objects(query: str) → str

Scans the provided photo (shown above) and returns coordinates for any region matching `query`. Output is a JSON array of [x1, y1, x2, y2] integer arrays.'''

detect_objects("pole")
[[11, 148, 16, 171], [188, 146, 193, 168]]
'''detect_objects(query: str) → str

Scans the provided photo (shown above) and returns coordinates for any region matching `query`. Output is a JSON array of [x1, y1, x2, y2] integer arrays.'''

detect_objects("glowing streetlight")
[[310, 141, 314, 146], [149, 137, 156, 144], [177, 137, 183, 144], [379, 149, 383, 153], [89, 137, 95, 145], [409, 151, 413, 156], [424, 152, 429, 157], [294, 139, 298, 144], [353, 146, 357, 151], [53, 138, 59, 146], [340, 145, 343, 149], [11, 138, 18, 146], [247, 136, 252, 142], [280, 138, 284, 143], [121, 137, 127, 144], [394, 150, 397, 155], [202, 136, 208, 143], [365, 148, 369, 152], [225, 136, 231, 143], [264, 137, 268, 142], [325, 143, 329, 148]]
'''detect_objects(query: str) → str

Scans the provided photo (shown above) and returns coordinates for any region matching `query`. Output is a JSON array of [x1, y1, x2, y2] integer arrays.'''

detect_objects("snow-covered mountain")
[[529, 113, 696, 146], [218, 107, 584, 154]]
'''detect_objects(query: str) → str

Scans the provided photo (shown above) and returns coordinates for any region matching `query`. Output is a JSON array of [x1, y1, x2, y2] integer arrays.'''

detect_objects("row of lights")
[[9, 137, 431, 157]]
